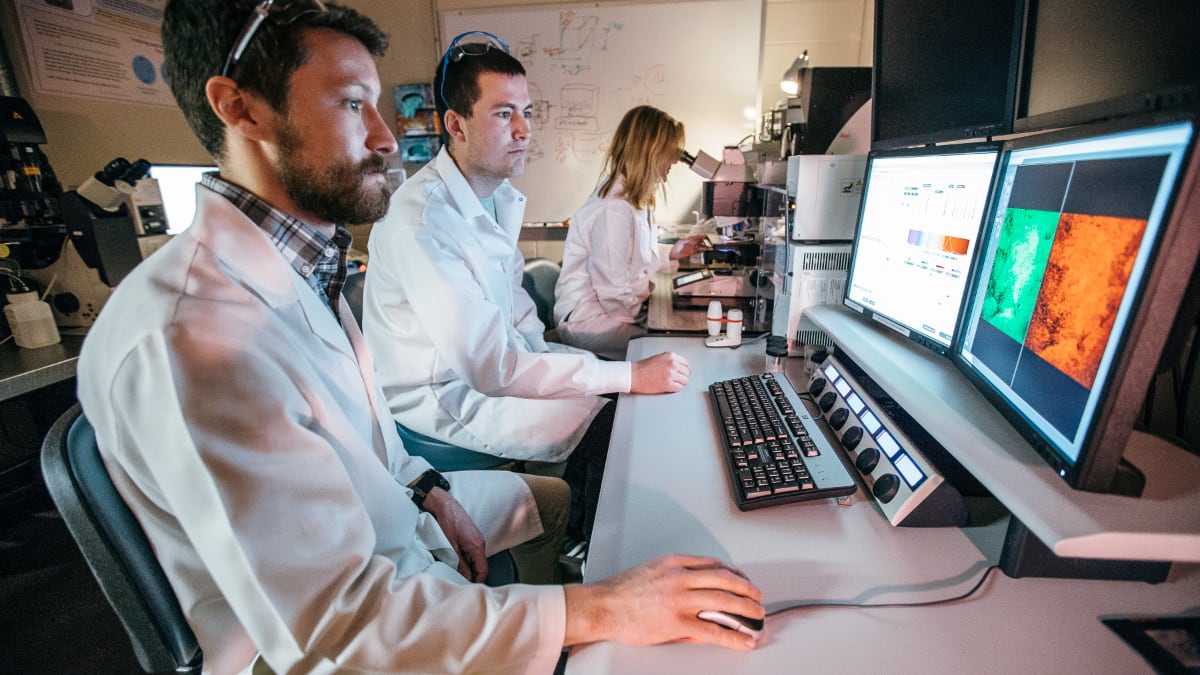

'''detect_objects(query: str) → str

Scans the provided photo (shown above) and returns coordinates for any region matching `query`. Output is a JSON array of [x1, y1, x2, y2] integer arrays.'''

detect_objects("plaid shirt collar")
[[202, 173, 351, 319]]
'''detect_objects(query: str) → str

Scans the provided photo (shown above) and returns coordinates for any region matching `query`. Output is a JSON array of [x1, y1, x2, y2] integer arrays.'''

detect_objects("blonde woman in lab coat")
[[554, 105, 711, 360]]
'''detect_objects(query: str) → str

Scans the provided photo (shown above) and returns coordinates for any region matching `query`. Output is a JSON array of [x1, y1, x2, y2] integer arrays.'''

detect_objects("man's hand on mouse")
[[562, 554, 765, 650]]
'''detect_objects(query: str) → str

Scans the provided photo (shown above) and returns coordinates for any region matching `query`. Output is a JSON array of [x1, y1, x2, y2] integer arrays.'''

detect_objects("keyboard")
[[708, 372, 858, 511]]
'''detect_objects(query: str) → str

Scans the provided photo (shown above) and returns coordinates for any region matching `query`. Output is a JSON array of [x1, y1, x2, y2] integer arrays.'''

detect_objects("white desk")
[[567, 336, 1200, 674]]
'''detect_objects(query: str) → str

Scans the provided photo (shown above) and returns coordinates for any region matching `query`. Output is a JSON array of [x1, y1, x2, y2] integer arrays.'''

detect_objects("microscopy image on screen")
[[1026, 211, 1147, 388], [972, 153, 1168, 437], [981, 207, 1057, 344], [956, 119, 1193, 476]]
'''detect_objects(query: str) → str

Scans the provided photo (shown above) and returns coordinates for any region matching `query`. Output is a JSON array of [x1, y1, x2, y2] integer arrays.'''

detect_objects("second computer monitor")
[[954, 115, 1196, 492], [843, 144, 1002, 354]]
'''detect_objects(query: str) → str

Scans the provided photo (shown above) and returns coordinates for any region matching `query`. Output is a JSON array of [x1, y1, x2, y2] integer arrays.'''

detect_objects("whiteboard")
[[441, 1, 763, 224]]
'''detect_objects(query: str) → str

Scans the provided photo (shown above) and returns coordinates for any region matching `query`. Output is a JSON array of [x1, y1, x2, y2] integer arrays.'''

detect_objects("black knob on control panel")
[[810, 348, 828, 364], [808, 377, 826, 397], [818, 391, 837, 412], [841, 426, 863, 450], [872, 473, 900, 503], [829, 407, 849, 430], [855, 447, 879, 474]]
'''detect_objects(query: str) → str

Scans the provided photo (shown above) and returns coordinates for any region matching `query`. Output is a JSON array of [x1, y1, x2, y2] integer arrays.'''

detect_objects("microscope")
[[672, 147, 772, 331], [2, 96, 144, 330]]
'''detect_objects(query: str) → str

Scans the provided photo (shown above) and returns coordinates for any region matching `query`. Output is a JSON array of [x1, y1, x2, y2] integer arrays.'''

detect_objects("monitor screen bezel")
[[842, 142, 1004, 356], [950, 111, 1198, 491]]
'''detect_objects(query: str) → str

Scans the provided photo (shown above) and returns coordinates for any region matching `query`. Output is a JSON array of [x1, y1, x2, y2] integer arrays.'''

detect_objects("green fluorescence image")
[[981, 208, 1060, 343]]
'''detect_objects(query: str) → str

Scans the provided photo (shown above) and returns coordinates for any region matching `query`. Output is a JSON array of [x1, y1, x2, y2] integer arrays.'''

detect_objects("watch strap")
[[411, 469, 450, 507]]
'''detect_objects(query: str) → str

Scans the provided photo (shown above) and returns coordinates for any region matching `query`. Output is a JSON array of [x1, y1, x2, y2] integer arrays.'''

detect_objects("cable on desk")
[[765, 564, 1000, 618], [735, 334, 768, 349]]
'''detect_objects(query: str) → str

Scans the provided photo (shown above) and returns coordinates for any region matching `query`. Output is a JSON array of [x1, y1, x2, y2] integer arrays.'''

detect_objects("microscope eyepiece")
[[96, 157, 131, 186], [118, 158, 151, 185]]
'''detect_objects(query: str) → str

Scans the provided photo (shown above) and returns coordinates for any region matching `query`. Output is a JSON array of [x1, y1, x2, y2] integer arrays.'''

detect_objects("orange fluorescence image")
[[1024, 212, 1147, 388]]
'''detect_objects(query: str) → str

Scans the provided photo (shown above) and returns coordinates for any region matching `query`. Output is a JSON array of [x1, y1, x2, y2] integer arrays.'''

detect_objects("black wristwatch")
[[410, 469, 450, 508]]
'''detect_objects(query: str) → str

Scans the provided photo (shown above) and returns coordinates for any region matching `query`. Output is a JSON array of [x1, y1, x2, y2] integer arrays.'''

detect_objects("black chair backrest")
[[342, 269, 367, 327], [40, 404, 202, 674], [521, 257, 562, 329]]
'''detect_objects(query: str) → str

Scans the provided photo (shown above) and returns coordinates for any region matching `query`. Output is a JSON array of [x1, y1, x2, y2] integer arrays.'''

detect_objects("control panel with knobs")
[[807, 353, 967, 527]]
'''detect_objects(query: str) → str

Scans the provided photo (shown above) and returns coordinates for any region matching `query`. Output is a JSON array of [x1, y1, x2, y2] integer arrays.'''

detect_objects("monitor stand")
[[999, 516, 1171, 584], [1107, 458, 1147, 498]]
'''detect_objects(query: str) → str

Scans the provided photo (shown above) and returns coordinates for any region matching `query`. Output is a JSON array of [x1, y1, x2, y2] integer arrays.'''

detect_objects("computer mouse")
[[697, 610, 764, 640]]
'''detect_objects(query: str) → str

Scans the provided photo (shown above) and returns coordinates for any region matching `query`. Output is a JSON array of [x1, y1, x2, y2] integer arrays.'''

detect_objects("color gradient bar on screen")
[[906, 230, 970, 255]]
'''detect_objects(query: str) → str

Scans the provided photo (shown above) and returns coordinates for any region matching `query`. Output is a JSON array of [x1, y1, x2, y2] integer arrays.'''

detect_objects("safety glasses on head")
[[222, 0, 328, 79], [437, 31, 511, 110]]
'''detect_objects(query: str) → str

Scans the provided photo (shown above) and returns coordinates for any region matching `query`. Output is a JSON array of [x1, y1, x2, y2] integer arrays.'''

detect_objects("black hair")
[[433, 45, 525, 147], [162, 0, 388, 160]]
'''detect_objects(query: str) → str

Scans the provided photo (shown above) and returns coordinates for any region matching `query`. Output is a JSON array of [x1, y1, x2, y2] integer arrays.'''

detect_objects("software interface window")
[[845, 148, 1000, 349]]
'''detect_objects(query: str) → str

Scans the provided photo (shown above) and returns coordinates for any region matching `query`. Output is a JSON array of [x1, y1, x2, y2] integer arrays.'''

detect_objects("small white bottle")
[[5, 291, 61, 349], [725, 308, 743, 344]]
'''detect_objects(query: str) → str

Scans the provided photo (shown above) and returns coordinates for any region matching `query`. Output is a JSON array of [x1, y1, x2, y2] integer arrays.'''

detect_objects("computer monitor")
[[843, 143, 1002, 355], [1014, 0, 1200, 133], [871, 0, 1023, 150], [954, 114, 1197, 493], [147, 163, 215, 234]]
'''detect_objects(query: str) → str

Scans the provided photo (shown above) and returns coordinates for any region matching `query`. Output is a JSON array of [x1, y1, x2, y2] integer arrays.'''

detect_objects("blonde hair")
[[598, 105, 685, 210]]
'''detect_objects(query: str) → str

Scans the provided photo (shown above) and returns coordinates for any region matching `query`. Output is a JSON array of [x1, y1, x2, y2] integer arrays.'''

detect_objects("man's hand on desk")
[[562, 554, 764, 649], [630, 351, 691, 394]]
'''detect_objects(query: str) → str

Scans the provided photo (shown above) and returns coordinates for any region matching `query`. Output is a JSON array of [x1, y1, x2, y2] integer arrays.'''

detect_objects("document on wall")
[[13, 0, 174, 108]]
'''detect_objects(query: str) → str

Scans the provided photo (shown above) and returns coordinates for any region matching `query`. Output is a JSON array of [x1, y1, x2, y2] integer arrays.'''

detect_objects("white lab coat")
[[554, 180, 674, 358], [364, 148, 629, 462], [76, 185, 563, 675]]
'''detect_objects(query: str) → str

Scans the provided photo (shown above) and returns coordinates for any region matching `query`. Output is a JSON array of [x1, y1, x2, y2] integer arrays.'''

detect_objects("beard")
[[276, 120, 393, 225]]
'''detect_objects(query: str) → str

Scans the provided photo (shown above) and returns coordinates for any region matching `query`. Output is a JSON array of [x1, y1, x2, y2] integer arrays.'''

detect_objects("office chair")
[[42, 404, 518, 672], [40, 404, 203, 674], [342, 269, 367, 327], [395, 423, 511, 472], [521, 257, 562, 331]]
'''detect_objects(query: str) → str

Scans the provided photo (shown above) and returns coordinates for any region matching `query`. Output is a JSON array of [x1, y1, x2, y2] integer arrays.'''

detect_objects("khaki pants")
[[506, 463, 570, 584]]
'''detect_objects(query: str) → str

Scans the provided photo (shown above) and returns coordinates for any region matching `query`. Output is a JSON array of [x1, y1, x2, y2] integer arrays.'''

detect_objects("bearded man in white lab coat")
[[74, 2, 763, 672], [363, 34, 694, 545]]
